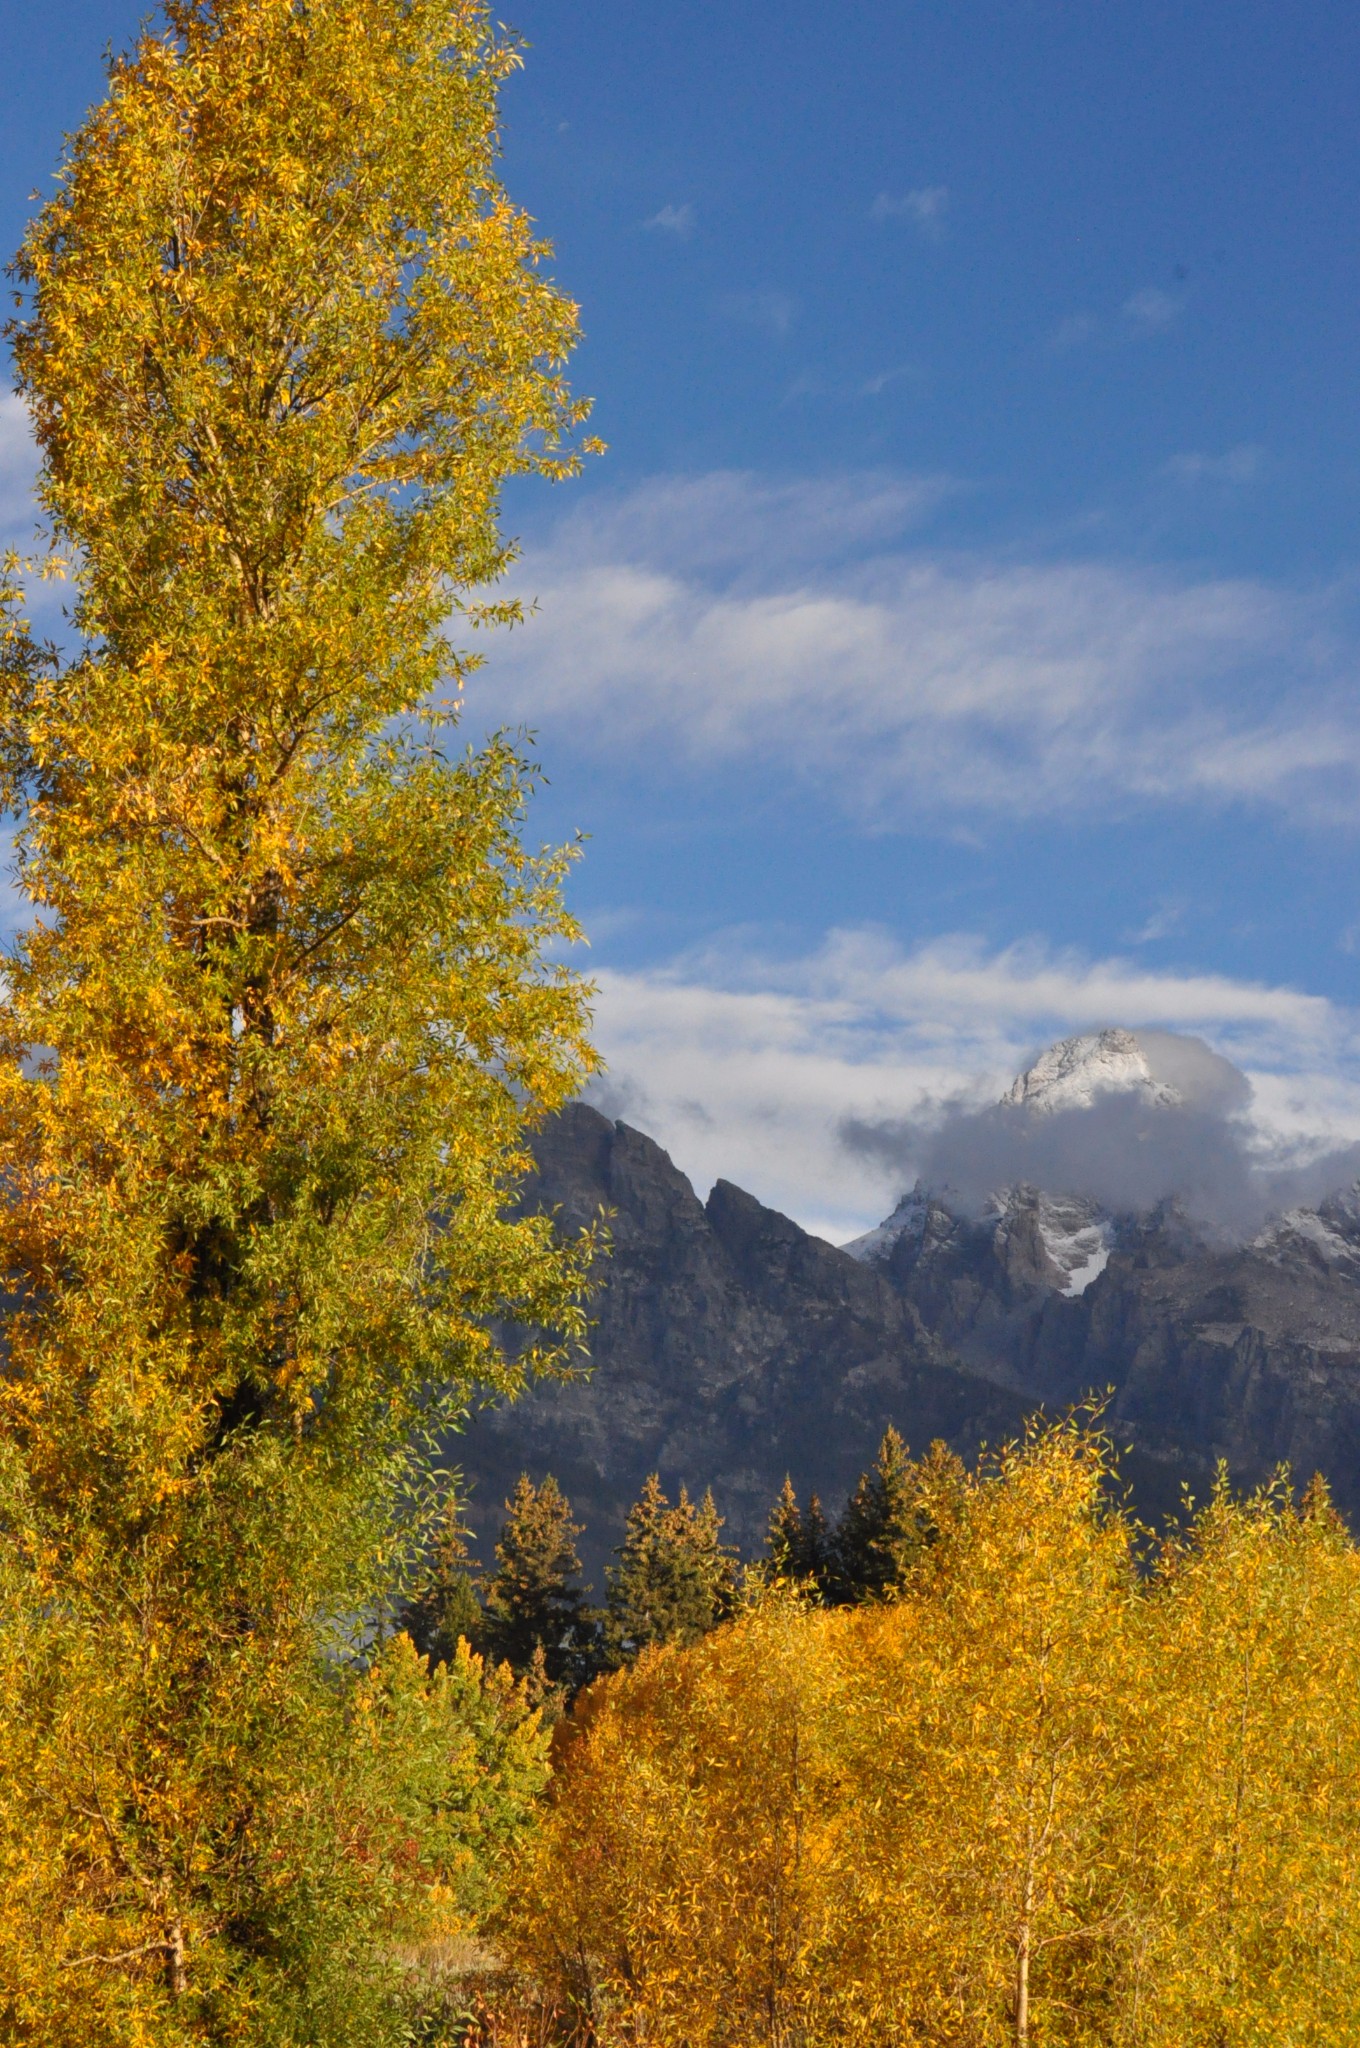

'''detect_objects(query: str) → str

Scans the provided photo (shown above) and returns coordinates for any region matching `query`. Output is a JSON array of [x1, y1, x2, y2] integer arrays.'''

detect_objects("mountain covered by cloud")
[[843, 1026, 1360, 1246], [463, 1079, 1360, 1568], [580, 931, 1360, 1245]]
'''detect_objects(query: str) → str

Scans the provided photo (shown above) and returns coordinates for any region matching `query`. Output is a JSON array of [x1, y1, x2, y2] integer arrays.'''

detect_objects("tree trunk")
[[167, 1920, 186, 1998], [1014, 1916, 1031, 2048]]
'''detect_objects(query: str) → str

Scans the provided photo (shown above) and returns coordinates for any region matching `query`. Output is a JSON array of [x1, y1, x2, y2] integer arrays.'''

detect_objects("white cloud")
[[0, 395, 70, 636], [582, 927, 1360, 1241], [718, 289, 797, 338], [1164, 444, 1263, 486], [515, 469, 950, 578], [858, 362, 921, 398], [1050, 311, 1100, 350], [871, 186, 949, 238], [782, 363, 923, 405], [643, 202, 696, 238], [478, 471, 1360, 828], [1123, 286, 1182, 334], [1052, 289, 1185, 350], [1127, 898, 1188, 946]]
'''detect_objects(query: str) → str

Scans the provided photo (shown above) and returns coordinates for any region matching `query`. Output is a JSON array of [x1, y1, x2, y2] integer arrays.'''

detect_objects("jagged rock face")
[[457, 1104, 1028, 1580], [856, 1182, 1360, 1523], [457, 1041, 1360, 1572]]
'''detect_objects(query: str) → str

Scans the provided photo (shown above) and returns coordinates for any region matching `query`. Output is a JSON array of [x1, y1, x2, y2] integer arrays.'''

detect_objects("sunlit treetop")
[[14, 0, 597, 660]]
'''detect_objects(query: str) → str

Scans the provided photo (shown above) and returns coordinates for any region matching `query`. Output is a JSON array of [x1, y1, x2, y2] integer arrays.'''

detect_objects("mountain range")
[[457, 1029, 1360, 1577]]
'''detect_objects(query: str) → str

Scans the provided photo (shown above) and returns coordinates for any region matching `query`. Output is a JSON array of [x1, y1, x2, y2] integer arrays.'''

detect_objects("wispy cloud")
[[1051, 289, 1185, 352], [859, 362, 920, 398], [583, 927, 1360, 1239], [871, 186, 950, 238], [643, 201, 697, 239], [477, 470, 1360, 829], [782, 363, 923, 405], [1123, 285, 1183, 334], [718, 288, 798, 338], [1164, 444, 1263, 486], [1127, 898, 1189, 945]]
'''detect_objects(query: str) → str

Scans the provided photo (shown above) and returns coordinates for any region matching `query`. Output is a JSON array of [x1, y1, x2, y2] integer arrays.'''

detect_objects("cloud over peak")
[[843, 1020, 1360, 1243], [579, 928, 1360, 1242]]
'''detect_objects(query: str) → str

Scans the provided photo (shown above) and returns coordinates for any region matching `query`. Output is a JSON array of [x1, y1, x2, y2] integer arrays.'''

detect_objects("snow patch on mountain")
[[847, 1025, 1360, 1280], [1030, 1193, 1113, 1295], [847, 1180, 1112, 1293], [850, 1029, 1193, 1285], [1253, 1199, 1360, 1273]]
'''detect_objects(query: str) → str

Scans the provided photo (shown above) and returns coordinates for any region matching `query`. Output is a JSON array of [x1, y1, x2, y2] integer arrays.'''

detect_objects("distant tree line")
[[399, 1426, 959, 1698]]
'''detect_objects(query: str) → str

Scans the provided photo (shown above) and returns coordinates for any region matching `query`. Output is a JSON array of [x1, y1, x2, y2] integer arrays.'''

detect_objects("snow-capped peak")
[[1002, 1028, 1182, 1118], [844, 1186, 928, 1263]]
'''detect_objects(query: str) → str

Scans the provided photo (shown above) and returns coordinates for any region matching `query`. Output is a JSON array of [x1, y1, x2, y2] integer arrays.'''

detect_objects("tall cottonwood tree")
[[0, 0, 597, 2036]]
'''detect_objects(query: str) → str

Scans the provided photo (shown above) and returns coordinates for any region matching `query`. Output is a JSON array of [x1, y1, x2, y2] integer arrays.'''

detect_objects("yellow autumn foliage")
[[504, 1424, 1360, 2047]]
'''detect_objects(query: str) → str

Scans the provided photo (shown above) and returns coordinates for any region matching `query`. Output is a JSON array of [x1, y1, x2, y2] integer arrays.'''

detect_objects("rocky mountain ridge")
[[456, 1033, 1360, 1574], [461, 1103, 1029, 1578]]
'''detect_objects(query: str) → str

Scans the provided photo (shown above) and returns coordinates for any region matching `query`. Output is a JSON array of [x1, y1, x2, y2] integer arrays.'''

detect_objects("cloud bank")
[[481, 471, 1360, 828], [581, 929, 1360, 1242]]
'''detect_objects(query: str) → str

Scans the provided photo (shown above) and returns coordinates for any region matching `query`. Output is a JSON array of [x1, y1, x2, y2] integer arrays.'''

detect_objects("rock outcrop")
[[456, 1041, 1360, 1573], [858, 1183, 1360, 1526], [458, 1104, 1028, 1578]]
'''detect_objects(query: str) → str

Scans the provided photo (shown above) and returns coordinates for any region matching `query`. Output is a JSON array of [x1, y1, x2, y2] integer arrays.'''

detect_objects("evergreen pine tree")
[[480, 1473, 590, 1687], [831, 1426, 928, 1603], [603, 1476, 736, 1667], [767, 1476, 832, 1596], [399, 1498, 485, 1668]]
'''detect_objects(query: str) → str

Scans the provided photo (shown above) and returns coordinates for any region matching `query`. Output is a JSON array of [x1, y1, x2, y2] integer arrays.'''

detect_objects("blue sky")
[[7, 1, 1360, 1235]]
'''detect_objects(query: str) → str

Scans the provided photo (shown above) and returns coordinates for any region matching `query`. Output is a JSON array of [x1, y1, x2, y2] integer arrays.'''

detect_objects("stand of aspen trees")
[[497, 1422, 1360, 2048]]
